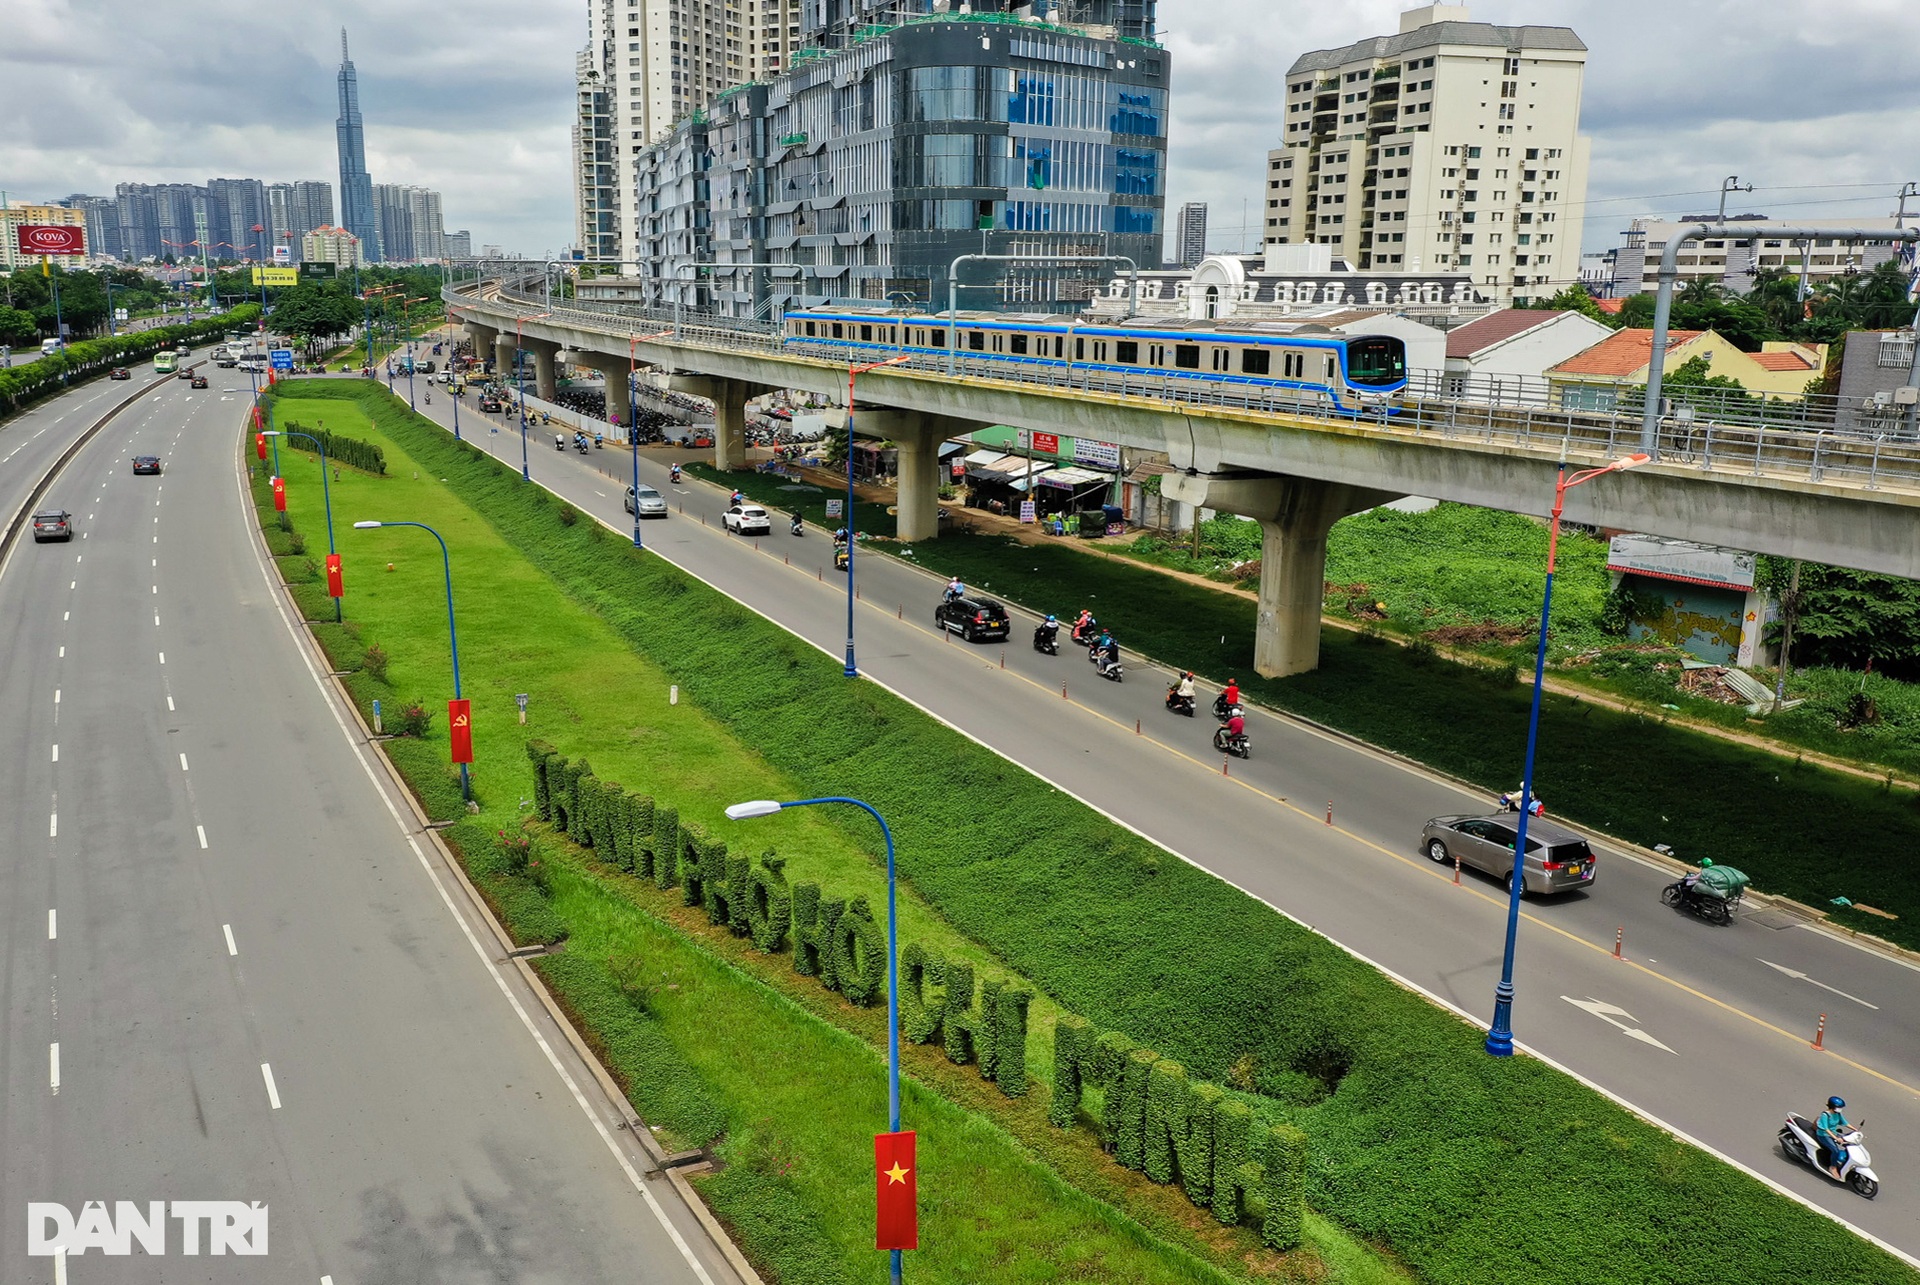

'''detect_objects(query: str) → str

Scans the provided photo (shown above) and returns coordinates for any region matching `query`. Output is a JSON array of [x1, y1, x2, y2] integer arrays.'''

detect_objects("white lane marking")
[[158, 652, 165, 664], [50, 744, 57, 762], [179, 753, 189, 771], [260, 1063, 281, 1109], [166, 695, 175, 711], [196, 825, 207, 849], [49, 813, 57, 837], [1561, 996, 1680, 1055], [54, 1244, 66, 1283], [152, 585, 157, 594], [68, 581, 75, 590], [154, 615, 160, 627], [57, 646, 64, 657], [223, 924, 238, 956], [74, 555, 81, 563], [1757, 959, 1880, 1010], [152, 559, 157, 567], [49, 909, 56, 939], [50, 1044, 60, 1092], [240, 466, 718, 1285], [152, 536, 156, 544], [54, 690, 60, 704], [63, 611, 68, 621]]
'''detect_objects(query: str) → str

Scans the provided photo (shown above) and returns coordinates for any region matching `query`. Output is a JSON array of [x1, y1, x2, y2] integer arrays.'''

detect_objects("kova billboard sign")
[[15, 225, 86, 256]]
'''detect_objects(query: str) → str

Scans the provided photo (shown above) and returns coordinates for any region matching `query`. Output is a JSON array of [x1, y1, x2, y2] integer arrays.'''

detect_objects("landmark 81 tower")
[[336, 29, 378, 262]]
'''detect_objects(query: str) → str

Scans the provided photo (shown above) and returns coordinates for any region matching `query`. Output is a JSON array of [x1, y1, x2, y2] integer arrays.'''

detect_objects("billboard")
[[250, 266, 299, 286], [300, 261, 337, 279], [1606, 534, 1757, 591], [271, 244, 291, 264], [15, 225, 86, 256]]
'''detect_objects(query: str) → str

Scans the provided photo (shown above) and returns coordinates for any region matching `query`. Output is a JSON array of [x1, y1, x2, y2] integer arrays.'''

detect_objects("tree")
[[270, 282, 360, 354], [1614, 293, 1658, 329], [1534, 285, 1606, 323], [1758, 558, 1920, 680], [0, 307, 35, 345]]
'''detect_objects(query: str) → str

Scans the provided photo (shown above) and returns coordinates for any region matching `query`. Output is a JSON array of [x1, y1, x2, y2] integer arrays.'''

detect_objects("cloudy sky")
[[3, 0, 1914, 259]]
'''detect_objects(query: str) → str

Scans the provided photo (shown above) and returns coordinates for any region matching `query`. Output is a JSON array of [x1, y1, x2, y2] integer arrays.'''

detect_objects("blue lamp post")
[[625, 329, 673, 549], [842, 356, 911, 677], [1484, 452, 1649, 1057], [513, 311, 551, 482], [726, 795, 903, 1283], [265, 429, 339, 622], [352, 519, 470, 802]]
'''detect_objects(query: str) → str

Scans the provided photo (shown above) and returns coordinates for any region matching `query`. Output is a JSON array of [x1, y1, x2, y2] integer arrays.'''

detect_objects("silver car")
[[1420, 814, 1597, 896], [625, 484, 669, 519]]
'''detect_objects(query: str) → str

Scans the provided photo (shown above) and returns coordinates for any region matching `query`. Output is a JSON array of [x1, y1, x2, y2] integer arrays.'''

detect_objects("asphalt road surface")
[[425, 387, 1920, 1263], [0, 373, 740, 1282]]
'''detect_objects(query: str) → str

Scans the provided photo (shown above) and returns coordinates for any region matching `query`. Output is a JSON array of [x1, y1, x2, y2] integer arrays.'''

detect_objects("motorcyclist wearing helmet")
[[1816, 1096, 1851, 1179], [1681, 857, 1714, 891], [1036, 614, 1059, 645], [1176, 671, 1196, 702], [1095, 631, 1120, 674]]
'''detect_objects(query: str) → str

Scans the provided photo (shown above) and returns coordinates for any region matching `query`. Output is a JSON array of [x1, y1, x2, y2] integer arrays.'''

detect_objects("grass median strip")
[[253, 388, 1392, 1284], [256, 381, 1918, 1285]]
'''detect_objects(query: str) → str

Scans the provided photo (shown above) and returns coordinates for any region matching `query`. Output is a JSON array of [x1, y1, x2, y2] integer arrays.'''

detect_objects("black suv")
[[935, 595, 1011, 643]]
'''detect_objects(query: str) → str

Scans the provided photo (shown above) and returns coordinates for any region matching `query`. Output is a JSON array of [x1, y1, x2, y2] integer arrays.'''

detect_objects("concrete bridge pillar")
[[669, 375, 774, 471], [1163, 472, 1398, 678], [464, 323, 497, 369], [523, 338, 561, 402], [578, 354, 631, 429], [492, 333, 519, 384], [846, 409, 977, 542]]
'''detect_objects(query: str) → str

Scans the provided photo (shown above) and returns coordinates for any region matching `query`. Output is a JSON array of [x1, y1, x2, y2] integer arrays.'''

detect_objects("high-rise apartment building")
[[445, 229, 473, 259], [801, 0, 1157, 48], [369, 184, 447, 262], [1265, 3, 1589, 305], [268, 181, 337, 250], [301, 225, 365, 268], [336, 29, 379, 262], [574, 0, 804, 266], [1173, 201, 1207, 267], [206, 177, 270, 259], [59, 194, 121, 261]]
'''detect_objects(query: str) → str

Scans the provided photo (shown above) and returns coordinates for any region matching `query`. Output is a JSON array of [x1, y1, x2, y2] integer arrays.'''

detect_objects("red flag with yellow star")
[[874, 1130, 918, 1251]]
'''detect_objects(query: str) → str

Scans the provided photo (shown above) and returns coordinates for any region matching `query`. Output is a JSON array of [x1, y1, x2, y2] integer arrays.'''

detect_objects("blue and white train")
[[781, 307, 1409, 414]]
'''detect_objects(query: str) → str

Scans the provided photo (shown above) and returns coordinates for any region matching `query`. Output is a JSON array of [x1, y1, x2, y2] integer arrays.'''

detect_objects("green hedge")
[[276, 379, 1917, 1285], [1, 306, 260, 412], [278, 420, 388, 475]]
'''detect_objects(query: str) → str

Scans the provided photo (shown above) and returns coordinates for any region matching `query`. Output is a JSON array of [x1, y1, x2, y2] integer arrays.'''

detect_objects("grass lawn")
[[705, 467, 1920, 947], [257, 393, 1403, 1285]]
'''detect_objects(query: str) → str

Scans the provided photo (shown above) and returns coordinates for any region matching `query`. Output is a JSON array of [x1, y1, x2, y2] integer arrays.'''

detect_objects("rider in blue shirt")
[[1816, 1096, 1851, 1179]]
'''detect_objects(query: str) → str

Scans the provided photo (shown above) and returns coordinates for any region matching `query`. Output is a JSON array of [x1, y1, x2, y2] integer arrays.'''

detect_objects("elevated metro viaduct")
[[453, 287, 1920, 679]]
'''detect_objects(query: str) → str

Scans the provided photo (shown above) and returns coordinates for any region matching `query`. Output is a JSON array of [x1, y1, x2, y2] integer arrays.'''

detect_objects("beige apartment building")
[[575, 0, 803, 266], [1608, 216, 1913, 297], [1264, 3, 1591, 305]]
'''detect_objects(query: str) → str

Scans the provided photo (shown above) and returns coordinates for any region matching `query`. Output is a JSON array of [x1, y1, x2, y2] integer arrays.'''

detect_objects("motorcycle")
[[1033, 626, 1059, 656], [833, 546, 850, 574], [1780, 1114, 1879, 1199], [554, 434, 566, 451], [1070, 616, 1099, 646], [1213, 725, 1251, 758], [1095, 652, 1124, 683], [790, 514, 804, 536], [669, 466, 682, 484], [1165, 685, 1195, 717], [594, 433, 604, 449], [1661, 877, 1743, 926], [1213, 692, 1242, 721], [1497, 790, 1545, 816], [574, 437, 590, 455]]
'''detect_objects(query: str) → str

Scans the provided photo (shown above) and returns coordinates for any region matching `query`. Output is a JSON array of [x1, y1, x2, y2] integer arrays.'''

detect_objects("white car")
[[722, 503, 771, 535]]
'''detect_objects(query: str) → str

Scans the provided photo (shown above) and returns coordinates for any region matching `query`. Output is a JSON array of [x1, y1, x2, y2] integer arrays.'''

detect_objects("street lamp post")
[[625, 328, 675, 549], [265, 429, 340, 622], [351, 519, 471, 802], [1484, 452, 1650, 1058], [843, 356, 912, 677], [512, 311, 551, 482], [725, 795, 904, 1285]]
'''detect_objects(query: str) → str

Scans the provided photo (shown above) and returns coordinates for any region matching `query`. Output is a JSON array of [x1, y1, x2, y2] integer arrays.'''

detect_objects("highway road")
[[424, 388, 1920, 1261], [0, 374, 742, 1282]]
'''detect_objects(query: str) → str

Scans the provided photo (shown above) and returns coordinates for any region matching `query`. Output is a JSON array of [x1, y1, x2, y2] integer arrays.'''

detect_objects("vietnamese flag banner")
[[448, 699, 474, 764], [255, 431, 267, 459], [271, 476, 286, 512], [874, 1130, 918, 1251], [324, 553, 344, 599]]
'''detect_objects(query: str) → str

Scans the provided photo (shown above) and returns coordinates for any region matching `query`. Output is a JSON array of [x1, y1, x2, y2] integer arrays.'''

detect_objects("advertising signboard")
[[250, 267, 299, 286], [14, 225, 85, 255]]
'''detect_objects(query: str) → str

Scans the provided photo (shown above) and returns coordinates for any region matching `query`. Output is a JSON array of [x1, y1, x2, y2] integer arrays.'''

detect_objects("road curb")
[[235, 407, 756, 1284]]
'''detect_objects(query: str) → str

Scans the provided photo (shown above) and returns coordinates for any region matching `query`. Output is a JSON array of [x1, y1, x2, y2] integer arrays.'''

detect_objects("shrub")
[[396, 701, 433, 738], [558, 503, 580, 527], [361, 643, 389, 681], [287, 530, 307, 555]]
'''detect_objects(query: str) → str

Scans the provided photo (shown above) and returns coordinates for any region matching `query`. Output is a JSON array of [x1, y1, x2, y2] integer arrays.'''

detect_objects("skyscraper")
[[1174, 202, 1209, 267], [336, 29, 379, 262]]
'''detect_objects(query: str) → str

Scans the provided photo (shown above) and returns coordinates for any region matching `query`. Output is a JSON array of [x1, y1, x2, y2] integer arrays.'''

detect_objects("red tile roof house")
[[1433, 307, 1614, 402]]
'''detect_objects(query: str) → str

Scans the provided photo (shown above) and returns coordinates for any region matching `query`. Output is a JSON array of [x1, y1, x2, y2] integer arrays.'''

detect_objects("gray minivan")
[[1420, 814, 1597, 896]]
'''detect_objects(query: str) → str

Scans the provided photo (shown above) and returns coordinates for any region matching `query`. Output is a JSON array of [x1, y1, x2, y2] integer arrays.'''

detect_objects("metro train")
[[780, 307, 1409, 414]]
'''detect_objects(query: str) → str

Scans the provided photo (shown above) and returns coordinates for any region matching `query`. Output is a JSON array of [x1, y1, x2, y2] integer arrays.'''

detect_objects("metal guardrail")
[[447, 280, 1920, 497]]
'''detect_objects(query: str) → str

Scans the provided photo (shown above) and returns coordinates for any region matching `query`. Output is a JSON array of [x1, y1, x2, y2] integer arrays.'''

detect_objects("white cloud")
[[3, 0, 1914, 259]]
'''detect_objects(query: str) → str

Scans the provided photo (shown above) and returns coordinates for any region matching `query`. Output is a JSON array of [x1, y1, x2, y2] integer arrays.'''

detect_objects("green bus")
[[154, 352, 178, 375]]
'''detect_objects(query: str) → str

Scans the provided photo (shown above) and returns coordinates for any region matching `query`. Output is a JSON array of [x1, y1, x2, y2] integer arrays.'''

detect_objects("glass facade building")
[[630, 14, 1169, 319]]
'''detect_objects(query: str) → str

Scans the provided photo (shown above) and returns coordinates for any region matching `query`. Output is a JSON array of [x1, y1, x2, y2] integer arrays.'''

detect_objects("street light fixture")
[[627, 328, 674, 549], [724, 794, 906, 1285], [1484, 451, 1651, 1058], [843, 355, 912, 677], [351, 519, 472, 801], [512, 310, 552, 482]]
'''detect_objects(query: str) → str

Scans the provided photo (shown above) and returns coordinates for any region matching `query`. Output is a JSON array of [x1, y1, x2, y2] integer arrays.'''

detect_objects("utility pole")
[[1771, 560, 1802, 714], [1895, 181, 1918, 229], [1716, 175, 1754, 224]]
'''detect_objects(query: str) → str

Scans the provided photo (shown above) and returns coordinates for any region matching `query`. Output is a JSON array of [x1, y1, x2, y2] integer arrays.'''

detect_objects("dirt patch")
[[1425, 622, 1531, 647]]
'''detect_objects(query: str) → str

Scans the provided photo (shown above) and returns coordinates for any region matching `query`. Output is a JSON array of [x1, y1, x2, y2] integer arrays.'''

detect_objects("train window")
[[991, 334, 1004, 353], [1346, 336, 1407, 386], [805, 321, 817, 337], [861, 325, 873, 342], [1174, 345, 1200, 369], [1094, 341, 1107, 361], [1325, 355, 1336, 381], [930, 329, 946, 348], [1242, 349, 1271, 375], [1115, 341, 1138, 363], [968, 330, 985, 351], [1075, 337, 1085, 360], [832, 323, 844, 339], [1010, 334, 1029, 355], [1212, 349, 1229, 372], [1283, 353, 1303, 379]]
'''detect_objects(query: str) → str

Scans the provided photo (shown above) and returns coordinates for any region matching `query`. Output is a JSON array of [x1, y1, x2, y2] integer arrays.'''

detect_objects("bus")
[[154, 352, 178, 375]]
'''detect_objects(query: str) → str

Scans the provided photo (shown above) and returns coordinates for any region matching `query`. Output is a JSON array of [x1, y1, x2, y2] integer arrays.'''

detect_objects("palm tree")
[[1676, 277, 1724, 309]]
